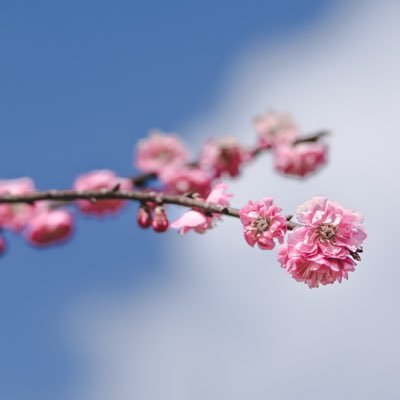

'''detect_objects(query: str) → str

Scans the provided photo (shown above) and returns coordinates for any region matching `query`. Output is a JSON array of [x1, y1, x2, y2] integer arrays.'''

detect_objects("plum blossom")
[[239, 197, 287, 250], [159, 165, 213, 197], [74, 170, 133, 216], [274, 142, 327, 178], [200, 137, 250, 178], [171, 183, 232, 234], [25, 207, 74, 246], [253, 111, 299, 149], [278, 197, 367, 288], [135, 130, 190, 173], [0, 178, 36, 231]]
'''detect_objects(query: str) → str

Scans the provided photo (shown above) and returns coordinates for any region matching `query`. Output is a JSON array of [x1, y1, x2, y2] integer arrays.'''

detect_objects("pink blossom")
[[239, 197, 287, 250], [278, 244, 356, 288], [135, 130, 190, 173], [253, 111, 299, 149], [74, 170, 133, 216], [0, 178, 36, 231], [200, 137, 250, 178], [25, 208, 74, 246], [171, 183, 232, 234], [278, 197, 367, 288], [159, 165, 213, 197], [274, 142, 327, 178]]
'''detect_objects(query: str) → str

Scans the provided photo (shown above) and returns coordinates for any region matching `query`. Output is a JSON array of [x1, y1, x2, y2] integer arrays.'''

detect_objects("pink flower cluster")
[[0, 178, 74, 251], [239, 196, 366, 288], [133, 111, 328, 204], [0, 110, 339, 267], [278, 197, 367, 288], [134, 130, 253, 199], [253, 111, 328, 177], [0, 170, 135, 253]]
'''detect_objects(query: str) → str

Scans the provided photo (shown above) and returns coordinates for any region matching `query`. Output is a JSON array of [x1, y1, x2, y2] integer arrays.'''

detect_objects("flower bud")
[[137, 205, 152, 229], [152, 206, 169, 233]]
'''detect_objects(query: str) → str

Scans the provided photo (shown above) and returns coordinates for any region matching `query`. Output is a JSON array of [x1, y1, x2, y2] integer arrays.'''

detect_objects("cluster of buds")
[[0, 178, 74, 252], [0, 171, 134, 253], [254, 111, 328, 177], [137, 203, 169, 233]]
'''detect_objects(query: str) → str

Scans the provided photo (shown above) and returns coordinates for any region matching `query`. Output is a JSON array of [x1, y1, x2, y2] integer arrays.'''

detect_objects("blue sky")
[[0, 1, 337, 399]]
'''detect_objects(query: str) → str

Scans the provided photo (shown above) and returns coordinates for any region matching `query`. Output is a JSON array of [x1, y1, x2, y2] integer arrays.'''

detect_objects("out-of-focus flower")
[[135, 130, 190, 173], [278, 197, 367, 288], [25, 208, 74, 246], [74, 170, 133, 216], [0, 178, 36, 231], [239, 197, 287, 250], [253, 111, 299, 149], [273, 142, 327, 178], [171, 183, 232, 234], [200, 137, 250, 178], [159, 165, 213, 197]]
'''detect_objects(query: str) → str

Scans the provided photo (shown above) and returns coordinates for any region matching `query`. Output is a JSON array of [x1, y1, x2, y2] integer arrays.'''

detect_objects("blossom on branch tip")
[[253, 111, 299, 149], [135, 130, 190, 173], [278, 197, 367, 288], [273, 142, 327, 178], [239, 197, 287, 250], [0, 178, 36, 231], [171, 183, 232, 234], [200, 137, 250, 178], [74, 170, 133, 216], [25, 208, 74, 246]]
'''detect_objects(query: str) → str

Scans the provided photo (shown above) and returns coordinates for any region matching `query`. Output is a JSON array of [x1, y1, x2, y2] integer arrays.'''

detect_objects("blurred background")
[[1, 0, 399, 399]]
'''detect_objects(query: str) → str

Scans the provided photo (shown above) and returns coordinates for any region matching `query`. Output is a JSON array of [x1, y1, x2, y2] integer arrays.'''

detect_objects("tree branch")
[[0, 189, 300, 230]]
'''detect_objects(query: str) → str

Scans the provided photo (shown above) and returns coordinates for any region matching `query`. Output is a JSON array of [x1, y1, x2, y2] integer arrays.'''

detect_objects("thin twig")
[[0, 189, 300, 230], [293, 130, 330, 145]]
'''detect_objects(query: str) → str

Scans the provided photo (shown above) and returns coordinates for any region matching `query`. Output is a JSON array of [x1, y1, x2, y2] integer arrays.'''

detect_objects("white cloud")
[[68, 2, 400, 399]]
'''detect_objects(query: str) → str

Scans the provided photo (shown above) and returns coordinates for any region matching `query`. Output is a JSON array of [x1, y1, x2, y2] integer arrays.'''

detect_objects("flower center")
[[253, 217, 270, 233], [316, 223, 337, 242], [219, 147, 233, 165], [157, 150, 172, 162]]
